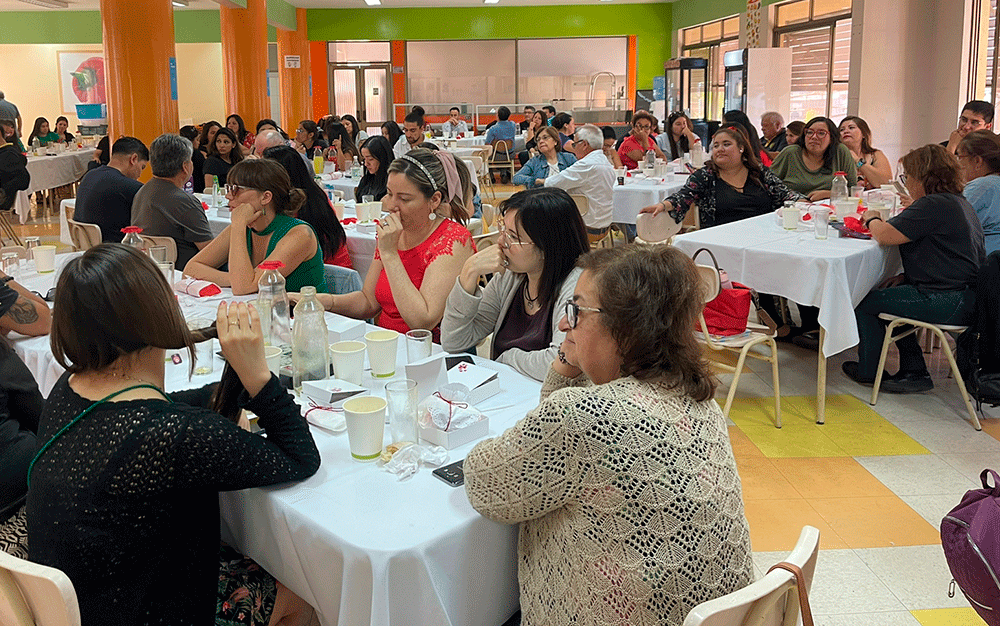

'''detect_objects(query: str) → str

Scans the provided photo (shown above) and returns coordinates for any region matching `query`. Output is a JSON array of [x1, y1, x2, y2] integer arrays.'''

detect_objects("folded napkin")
[[302, 400, 346, 433], [201, 201, 210, 211], [174, 277, 222, 297]]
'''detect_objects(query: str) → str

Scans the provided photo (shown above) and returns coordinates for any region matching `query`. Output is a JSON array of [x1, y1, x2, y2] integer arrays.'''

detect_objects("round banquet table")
[[13, 148, 96, 223]]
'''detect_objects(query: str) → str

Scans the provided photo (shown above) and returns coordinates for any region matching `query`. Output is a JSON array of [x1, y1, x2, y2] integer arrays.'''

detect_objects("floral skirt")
[[216, 543, 278, 626]]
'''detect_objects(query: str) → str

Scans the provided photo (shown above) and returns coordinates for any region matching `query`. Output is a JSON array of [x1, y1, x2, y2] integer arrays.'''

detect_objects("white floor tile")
[[815, 612, 921, 626], [854, 455, 972, 496], [939, 453, 1000, 485], [855, 545, 968, 610], [892, 420, 1000, 454], [899, 493, 968, 527]]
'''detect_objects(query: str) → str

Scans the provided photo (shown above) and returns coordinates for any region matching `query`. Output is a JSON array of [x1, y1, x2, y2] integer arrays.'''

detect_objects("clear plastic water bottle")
[[292, 286, 329, 393], [211, 175, 220, 207], [644, 148, 656, 169], [257, 261, 291, 366], [831, 171, 848, 203], [120, 226, 145, 250], [351, 156, 363, 180]]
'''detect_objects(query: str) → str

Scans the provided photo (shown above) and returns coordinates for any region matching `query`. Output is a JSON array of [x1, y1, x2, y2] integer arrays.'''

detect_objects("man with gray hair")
[[761, 111, 787, 155], [544, 124, 615, 241], [131, 134, 213, 270], [0, 92, 21, 138], [252, 129, 285, 157]]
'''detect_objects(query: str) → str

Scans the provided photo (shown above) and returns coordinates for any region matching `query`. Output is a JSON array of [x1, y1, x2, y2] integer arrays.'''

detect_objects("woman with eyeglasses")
[[442, 187, 588, 381], [617, 111, 666, 170], [184, 158, 328, 295], [770, 116, 858, 201], [512, 127, 577, 190], [292, 120, 327, 160], [464, 244, 753, 626]]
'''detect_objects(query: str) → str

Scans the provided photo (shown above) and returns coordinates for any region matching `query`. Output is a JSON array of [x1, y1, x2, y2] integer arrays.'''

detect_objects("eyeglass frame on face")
[[563, 299, 602, 329], [499, 226, 532, 249], [225, 184, 263, 196], [960, 115, 987, 129], [634, 122, 652, 131], [804, 129, 829, 139]]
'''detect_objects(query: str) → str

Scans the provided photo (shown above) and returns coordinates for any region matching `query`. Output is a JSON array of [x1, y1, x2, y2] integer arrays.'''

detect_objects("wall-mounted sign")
[[284, 55, 301, 69]]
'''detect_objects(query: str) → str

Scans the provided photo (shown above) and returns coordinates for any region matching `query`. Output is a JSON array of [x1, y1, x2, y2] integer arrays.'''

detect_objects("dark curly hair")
[[900, 144, 965, 196], [576, 245, 716, 402]]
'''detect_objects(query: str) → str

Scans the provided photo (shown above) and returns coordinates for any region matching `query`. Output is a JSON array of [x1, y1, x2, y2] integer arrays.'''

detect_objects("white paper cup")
[[365, 330, 399, 379], [833, 199, 855, 219], [330, 340, 366, 385], [343, 396, 387, 462], [264, 345, 282, 376], [781, 207, 799, 230], [34, 245, 56, 273]]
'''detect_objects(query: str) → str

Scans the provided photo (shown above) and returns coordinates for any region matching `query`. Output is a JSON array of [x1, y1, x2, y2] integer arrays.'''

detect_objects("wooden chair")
[[139, 235, 177, 264], [0, 212, 21, 247], [693, 249, 782, 427], [0, 246, 26, 260], [66, 219, 101, 251], [683, 526, 820, 626], [570, 194, 612, 249], [0, 549, 81, 626], [871, 314, 982, 431]]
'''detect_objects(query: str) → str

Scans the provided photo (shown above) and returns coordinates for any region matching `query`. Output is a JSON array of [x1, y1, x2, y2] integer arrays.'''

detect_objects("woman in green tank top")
[[185, 159, 328, 295]]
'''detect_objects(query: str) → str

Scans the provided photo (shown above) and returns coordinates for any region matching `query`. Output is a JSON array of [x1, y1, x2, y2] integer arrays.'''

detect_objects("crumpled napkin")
[[302, 400, 346, 433], [843, 215, 870, 234], [174, 277, 222, 297], [380, 443, 449, 481]]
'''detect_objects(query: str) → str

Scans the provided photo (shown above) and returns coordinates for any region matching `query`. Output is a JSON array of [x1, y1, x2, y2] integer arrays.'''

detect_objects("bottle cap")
[[834, 171, 846, 176], [258, 261, 286, 270], [121, 226, 143, 233]]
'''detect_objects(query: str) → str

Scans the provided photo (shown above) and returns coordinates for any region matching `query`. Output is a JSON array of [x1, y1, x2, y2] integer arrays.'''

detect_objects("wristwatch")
[[865, 216, 883, 229]]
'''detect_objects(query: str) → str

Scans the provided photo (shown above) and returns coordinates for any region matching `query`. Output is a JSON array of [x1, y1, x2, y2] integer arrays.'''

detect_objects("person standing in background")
[[0, 92, 21, 140]]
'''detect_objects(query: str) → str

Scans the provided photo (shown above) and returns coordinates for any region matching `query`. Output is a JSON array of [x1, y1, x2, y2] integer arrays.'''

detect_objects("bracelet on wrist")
[[865, 216, 883, 229]]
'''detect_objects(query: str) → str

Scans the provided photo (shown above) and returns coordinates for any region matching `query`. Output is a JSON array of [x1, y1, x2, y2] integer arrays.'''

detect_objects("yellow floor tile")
[[821, 421, 931, 457], [911, 607, 987, 625], [809, 496, 941, 548], [771, 457, 897, 499], [743, 498, 847, 551], [735, 457, 800, 501], [737, 423, 848, 458], [729, 394, 885, 429]]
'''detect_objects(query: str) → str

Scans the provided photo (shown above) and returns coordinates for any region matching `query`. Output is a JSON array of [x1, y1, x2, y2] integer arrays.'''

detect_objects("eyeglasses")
[[634, 124, 652, 131], [563, 299, 602, 329], [225, 184, 262, 195], [960, 116, 987, 128], [804, 129, 829, 138], [499, 228, 532, 249]]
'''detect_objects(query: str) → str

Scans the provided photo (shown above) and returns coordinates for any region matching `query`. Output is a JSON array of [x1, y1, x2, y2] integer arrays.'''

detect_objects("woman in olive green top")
[[770, 116, 858, 201], [184, 159, 327, 295]]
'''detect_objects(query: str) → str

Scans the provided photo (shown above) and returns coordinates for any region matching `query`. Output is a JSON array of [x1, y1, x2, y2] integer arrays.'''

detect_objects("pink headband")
[[436, 151, 462, 206]]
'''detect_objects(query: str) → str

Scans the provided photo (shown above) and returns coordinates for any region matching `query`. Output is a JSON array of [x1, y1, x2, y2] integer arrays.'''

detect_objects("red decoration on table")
[[257, 260, 286, 270], [843, 216, 870, 234], [342, 218, 357, 225], [201, 201, 210, 211], [121, 226, 143, 234]]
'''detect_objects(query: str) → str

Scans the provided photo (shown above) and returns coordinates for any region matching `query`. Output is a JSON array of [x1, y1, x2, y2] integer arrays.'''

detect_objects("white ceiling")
[[2, 0, 672, 11]]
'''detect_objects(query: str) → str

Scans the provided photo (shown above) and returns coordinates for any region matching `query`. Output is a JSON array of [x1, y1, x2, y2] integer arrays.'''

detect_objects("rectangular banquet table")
[[672, 212, 901, 424], [9, 252, 537, 626], [13, 149, 96, 223]]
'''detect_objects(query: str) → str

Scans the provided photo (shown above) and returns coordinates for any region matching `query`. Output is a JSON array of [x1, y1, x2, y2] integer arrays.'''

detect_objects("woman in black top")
[[356, 135, 392, 201], [293, 119, 327, 160], [27, 244, 320, 626], [203, 127, 244, 188], [179, 124, 206, 193], [54, 116, 74, 143], [381, 120, 402, 148], [0, 121, 30, 212], [198, 120, 221, 155]]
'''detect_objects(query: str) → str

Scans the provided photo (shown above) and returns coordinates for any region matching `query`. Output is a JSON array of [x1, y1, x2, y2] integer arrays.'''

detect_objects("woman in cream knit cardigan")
[[465, 245, 753, 626]]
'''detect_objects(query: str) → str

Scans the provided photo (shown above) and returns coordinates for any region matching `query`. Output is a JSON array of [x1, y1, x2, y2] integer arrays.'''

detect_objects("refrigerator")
[[724, 48, 793, 123]]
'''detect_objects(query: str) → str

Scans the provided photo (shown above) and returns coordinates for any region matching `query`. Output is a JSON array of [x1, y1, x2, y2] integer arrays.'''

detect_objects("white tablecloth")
[[13, 149, 95, 223], [452, 135, 525, 152], [321, 177, 361, 202], [613, 177, 686, 225], [672, 213, 901, 357], [11, 254, 536, 626]]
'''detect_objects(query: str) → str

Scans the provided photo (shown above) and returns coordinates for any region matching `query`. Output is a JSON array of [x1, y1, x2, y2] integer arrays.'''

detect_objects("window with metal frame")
[[772, 0, 852, 121], [968, 0, 998, 104], [681, 16, 740, 122]]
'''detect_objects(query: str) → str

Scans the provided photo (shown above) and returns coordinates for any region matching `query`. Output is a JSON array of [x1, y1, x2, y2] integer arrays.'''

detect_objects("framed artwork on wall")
[[56, 51, 107, 114]]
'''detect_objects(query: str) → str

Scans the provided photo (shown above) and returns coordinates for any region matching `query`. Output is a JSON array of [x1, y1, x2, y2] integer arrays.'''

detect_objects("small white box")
[[301, 378, 367, 407], [326, 314, 366, 344], [419, 414, 489, 449]]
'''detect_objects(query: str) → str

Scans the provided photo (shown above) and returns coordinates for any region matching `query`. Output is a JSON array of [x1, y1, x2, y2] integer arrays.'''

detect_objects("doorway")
[[328, 64, 391, 135]]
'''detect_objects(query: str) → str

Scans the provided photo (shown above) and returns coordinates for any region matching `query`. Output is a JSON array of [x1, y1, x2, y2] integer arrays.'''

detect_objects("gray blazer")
[[441, 268, 582, 382]]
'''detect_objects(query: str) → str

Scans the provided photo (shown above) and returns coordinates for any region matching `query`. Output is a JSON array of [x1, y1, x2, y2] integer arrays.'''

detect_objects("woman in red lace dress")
[[292, 148, 476, 341]]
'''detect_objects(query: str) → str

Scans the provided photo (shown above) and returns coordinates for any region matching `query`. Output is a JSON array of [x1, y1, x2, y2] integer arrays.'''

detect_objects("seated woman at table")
[[723, 110, 771, 167], [843, 144, 986, 392], [356, 135, 392, 201], [341, 114, 368, 145], [294, 148, 474, 340], [179, 124, 206, 193], [517, 109, 548, 167], [184, 158, 328, 295], [226, 113, 254, 156], [27, 243, 320, 626], [197, 120, 221, 156], [656, 111, 701, 160], [322, 121, 360, 172], [617, 111, 666, 170], [264, 144, 353, 269], [464, 244, 753, 625], [0, 122, 30, 213], [601, 125, 623, 168], [512, 127, 576, 189], [381, 121, 402, 148], [54, 116, 73, 144], [770, 116, 858, 201], [442, 187, 587, 381], [957, 130, 1000, 255], [785, 120, 805, 147], [26, 117, 59, 148], [203, 127, 244, 189], [840, 116, 892, 190], [640, 126, 803, 228], [293, 119, 327, 161]]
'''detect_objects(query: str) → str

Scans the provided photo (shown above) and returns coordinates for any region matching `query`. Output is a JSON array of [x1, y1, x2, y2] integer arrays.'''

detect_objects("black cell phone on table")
[[433, 459, 465, 487]]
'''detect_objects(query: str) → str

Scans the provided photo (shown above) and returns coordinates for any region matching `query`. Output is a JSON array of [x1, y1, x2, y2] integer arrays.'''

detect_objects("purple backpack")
[[942, 469, 1000, 625]]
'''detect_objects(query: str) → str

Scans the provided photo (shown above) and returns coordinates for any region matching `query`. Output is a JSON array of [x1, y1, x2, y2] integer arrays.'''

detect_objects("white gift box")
[[301, 378, 368, 407], [326, 314, 366, 344], [419, 414, 489, 450]]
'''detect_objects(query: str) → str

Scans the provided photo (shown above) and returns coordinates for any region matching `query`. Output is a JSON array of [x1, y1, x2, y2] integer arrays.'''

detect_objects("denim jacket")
[[512, 152, 577, 188]]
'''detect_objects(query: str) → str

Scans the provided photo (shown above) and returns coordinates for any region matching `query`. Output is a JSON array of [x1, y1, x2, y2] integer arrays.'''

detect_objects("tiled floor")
[[7, 200, 992, 626]]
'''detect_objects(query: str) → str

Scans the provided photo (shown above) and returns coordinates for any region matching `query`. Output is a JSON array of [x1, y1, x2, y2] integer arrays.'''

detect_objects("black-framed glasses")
[[564, 299, 602, 329]]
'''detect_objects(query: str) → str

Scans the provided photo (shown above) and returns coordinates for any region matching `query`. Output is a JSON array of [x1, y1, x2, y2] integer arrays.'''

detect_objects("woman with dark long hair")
[[839, 115, 892, 189], [656, 111, 701, 160], [264, 144, 352, 269], [26, 117, 58, 147], [226, 113, 254, 155], [293, 120, 327, 160], [381, 120, 403, 147], [723, 110, 770, 167], [197, 121, 221, 156], [203, 127, 244, 188], [179, 124, 206, 193], [54, 116, 74, 143], [356, 135, 392, 202], [321, 121, 360, 172], [770, 116, 858, 201], [341, 114, 368, 144]]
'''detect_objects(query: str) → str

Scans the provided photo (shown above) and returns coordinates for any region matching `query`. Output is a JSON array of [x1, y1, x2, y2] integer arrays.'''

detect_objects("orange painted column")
[[277, 9, 311, 133], [220, 0, 270, 127], [100, 0, 178, 166], [310, 40, 329, 119]]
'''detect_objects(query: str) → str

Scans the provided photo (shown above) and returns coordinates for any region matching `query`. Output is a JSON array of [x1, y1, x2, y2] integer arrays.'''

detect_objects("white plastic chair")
[[694, 249, 782, 427], [635, 211, 683, 245], [683, 526, 820, 626], [0, 550, 81, 626], [870, 314, 982, 431], [66, 219, 101, 251], [0, 246, 27, 260]]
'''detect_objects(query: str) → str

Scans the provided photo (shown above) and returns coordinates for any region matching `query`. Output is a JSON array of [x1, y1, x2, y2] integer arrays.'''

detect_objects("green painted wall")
[[307, 4, 672, 89], [268, 0, 297, 31]]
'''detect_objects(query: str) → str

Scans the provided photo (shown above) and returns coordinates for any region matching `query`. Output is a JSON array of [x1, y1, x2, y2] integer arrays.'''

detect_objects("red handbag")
[[693, 248, 752, 336]]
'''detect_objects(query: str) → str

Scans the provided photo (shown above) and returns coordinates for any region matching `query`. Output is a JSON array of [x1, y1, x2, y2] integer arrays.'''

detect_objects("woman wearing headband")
[[292, 148, 475, 341]]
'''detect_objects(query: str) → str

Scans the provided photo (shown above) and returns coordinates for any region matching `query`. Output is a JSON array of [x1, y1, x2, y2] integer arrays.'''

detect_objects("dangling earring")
[[428, 211, 437, 220]]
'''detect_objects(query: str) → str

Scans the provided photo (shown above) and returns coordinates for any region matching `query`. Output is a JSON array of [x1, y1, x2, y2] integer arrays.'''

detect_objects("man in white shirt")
[[544, 124, 614, 241], [393, 111, 426, 158], [441, 107, 468, 136]]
